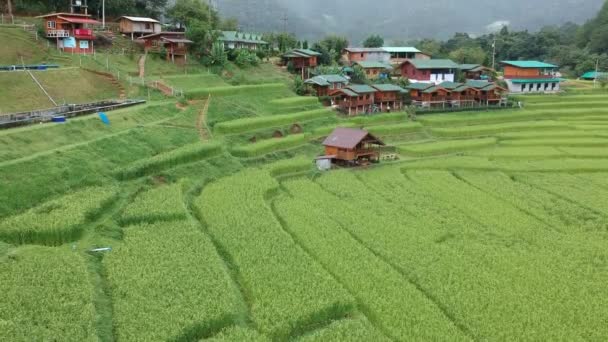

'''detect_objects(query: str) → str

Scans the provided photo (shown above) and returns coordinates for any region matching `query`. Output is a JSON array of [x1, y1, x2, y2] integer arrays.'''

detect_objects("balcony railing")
[[74, 28, 93, 38], [47, 29, 70, 38], [504, 74, 556, 79]]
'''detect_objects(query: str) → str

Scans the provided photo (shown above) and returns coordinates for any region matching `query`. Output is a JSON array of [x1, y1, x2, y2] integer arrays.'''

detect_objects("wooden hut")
[[118, 16, 161, 40], [321, 127, 385, 165]]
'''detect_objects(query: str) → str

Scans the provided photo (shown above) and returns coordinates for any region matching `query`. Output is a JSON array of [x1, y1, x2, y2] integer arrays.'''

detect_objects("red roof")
[[322, 127, 385, 149], [37, 13, 91, 18], [57, 16, 101, 25]]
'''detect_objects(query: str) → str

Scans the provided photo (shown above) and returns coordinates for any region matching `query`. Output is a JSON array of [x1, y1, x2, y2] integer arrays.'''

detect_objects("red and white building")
[[37, 13, 100, 54], [399, 59, 459, 84]]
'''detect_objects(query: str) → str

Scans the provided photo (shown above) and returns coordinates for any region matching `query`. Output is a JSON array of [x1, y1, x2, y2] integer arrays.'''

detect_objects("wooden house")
[[581, 71, 608, 80], [218, 31, 268, 50], [383, 47, 429, 65], [400, 59, 459, 84], [342, 48, 390, 65], [466, 80, 508, 105], [139, 32, 192, 65], [37, 13, 100, 54], [407, 83, 450, 108], [438, 81, 478, 107], [501, 61, 560, 93], [118, 16, 161, 40], [304, 74, 349, 96], [458, 64, 493, 80], [282, 49, 321, 79], [354, 61, 393, 80], [332, 84, 376, 116], [371, 84, 405, 111], [321, 127, 385, 165]]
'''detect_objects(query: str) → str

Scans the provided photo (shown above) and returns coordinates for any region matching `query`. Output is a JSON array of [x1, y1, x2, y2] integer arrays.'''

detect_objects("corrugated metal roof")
[[452, 85, 473, 92], [283, 49, 321, 58], [120, 16, 159, 23], [218, 31, 267, 45], [323, 127, 385, 149], [405, 59, 459, 69], [502, 61, 557, 68], [57, 16, 100, 25], [347, 84, 377, 93], [438, 81, 462, 90], [383, 47, 421, 53], [407, 83, 434, 90], [465, 80, 493, 89], [305, 75, 348, 86], [511, 78, 561, 84], [140, 32, 185, 39], [371, 84, 405, 92], [355, 61, 393, 69], [345, 47, 387, 53], [162, 38, 193, 43], [581, 71, 608, 79]]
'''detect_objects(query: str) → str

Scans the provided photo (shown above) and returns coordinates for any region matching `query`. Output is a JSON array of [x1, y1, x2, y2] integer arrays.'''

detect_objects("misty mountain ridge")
[[215, 0, 605, 43]]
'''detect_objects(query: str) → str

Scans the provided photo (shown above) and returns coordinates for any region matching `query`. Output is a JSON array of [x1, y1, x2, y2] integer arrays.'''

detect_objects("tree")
[[449, 46, 487, 64], [167, 0, 216, 28], [206, 42, 227, 68], [7, 0, 12, 16], [293, 76, 306, 95], [363, 34, 384, 48], [219, 17, 239, 31], [313, 35, 348, 65], [418, 39, 442, 57], [302, 40, 309, 49], [351, 65, 368, 84]]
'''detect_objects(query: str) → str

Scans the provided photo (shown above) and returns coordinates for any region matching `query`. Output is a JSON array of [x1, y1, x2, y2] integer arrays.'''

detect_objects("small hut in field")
[[316, 128, 385, 168]]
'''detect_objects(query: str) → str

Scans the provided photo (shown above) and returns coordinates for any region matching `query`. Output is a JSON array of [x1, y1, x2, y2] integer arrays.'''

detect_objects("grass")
[[230, 134, 309, 158], [0, 28, 50, 65], [399, 138, 497, 156], [0, 68, 120, 113], [162, 73, 228, 89], [214, 109, 333, 135]]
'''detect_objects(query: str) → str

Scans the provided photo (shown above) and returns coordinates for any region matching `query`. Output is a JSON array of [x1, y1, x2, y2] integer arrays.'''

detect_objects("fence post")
[[117, 71, 120, 80], [106, 56, 109, 70], [1, 14, 3, 24]]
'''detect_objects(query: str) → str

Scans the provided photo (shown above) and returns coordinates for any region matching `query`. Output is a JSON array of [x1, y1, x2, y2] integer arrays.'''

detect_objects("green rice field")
[[1, 63, 608, 341]]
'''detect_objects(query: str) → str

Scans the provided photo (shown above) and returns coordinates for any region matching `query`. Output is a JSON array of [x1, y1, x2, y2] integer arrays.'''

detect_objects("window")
[[528, 84, 533, 91], [47, 21, 56, 29], [145, 23, 151, 30], [552, 83, 556, 90], [361, 53, 364, 58], [521, 84, 525, 92], [544, 83, 549, 90], [536, 83, 541, 91]]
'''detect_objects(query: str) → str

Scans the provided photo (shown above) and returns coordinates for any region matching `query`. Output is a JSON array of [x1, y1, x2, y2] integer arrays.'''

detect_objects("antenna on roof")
[[281, 12, 288, 32]]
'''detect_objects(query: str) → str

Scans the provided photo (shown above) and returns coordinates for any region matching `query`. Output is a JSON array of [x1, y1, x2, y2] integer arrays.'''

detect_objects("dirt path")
[[196, 95, 212, 140], [138, 54, 146, 78]]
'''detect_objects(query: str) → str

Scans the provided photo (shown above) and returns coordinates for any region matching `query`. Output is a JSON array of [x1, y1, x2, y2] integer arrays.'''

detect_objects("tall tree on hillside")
[[448, 46, 487, 64], [7, 0, 12, 16], [313, 35, 348, 65], [219, 17, 239, 31], [167, 0, 217, 28], [363, 34, 384, 48]]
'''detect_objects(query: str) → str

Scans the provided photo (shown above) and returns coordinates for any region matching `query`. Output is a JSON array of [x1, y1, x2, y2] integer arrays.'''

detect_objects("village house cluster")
[[281, 41, 564, 114]]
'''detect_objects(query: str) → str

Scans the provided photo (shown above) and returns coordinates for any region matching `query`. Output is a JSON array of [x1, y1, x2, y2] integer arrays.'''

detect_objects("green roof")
[[218, 31, 267, 45], [459, 64, 488, 72], [452, 85, 472, 92], [405, 59, 459, 69], [304, 74, 348, 86], [465, 80, 493, 89], [338, 89, 359, 97], [511, 78, 561, 84], [581, 71, 608, 79], [438, 81, 462, 90], [382, 47, 421, 53], [422, 86, 440, 93], [355, 61, 393, 69], [501, 61, 557, 69], [371, 84, 406, 92], [407, 82, 434, 90], [283, 49, 321, 58], [347, 84, 377, 94]]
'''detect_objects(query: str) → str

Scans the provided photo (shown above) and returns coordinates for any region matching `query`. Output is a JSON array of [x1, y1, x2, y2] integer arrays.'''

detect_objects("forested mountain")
[[216, 0, 605, 42]]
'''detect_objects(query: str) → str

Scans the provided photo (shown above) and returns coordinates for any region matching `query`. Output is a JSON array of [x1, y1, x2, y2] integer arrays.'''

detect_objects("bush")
[[230, 134, 309, 157], [214, 109, 333, 134], [234, 49, 261, 68], [185, 83, 285, 99], [116, 142, 223, 180]]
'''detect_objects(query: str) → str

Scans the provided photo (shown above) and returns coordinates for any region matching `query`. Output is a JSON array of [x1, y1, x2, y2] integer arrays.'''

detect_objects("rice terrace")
[[2, 0, 608, 341]]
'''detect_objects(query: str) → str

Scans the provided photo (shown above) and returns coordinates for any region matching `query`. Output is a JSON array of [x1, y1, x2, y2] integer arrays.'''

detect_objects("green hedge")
[[266, 157, 313, 176], [230, 134, 309, 158], [185, 83, 285, 99], [215, 109, 333, 134], [116, 142, 223, 179], [398, 138, 497, 157]]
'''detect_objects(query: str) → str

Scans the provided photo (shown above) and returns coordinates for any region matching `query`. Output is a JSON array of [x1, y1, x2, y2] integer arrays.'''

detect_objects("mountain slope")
[[216, 0, 606, 42]]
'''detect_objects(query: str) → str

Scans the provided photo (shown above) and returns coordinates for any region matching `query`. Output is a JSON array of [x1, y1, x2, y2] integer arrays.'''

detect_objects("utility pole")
[[102, 0, 105, 29], [491, 38, 497, 71], [594, 58, 599, 88], [281, 12, 288, 33]]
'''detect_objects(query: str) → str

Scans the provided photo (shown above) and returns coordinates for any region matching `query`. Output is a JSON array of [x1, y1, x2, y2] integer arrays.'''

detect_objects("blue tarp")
[[98, 112, 110, 125]]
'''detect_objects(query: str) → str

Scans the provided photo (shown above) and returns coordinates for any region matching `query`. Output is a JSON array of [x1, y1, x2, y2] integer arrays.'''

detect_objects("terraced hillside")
[[1, 64, 608, 341]]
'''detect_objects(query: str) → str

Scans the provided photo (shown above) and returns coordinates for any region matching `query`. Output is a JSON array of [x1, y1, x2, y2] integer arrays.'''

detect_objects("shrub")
[[116, 142, 223, 180], [214, 109, 333, 134], [230, 134, 309, 157]]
